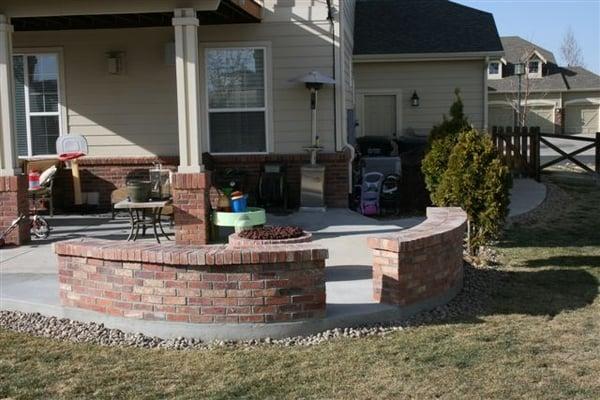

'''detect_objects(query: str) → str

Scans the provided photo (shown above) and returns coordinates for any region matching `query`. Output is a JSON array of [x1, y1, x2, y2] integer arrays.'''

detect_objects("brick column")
[[0, 175, 30, 245], [172, 172, 211, 245]]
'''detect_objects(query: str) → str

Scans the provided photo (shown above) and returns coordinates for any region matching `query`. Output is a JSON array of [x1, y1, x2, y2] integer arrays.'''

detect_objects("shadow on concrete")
[[326, 265, 372, 282]]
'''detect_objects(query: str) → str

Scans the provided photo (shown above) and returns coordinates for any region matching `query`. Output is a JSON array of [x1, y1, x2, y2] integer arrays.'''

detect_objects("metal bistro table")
[[114, 199, 172, 243]]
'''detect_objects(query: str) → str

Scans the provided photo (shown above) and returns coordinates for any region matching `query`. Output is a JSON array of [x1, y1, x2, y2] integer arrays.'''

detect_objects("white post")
[[172, 8, 203, 173], [0, 15, 19, 176]]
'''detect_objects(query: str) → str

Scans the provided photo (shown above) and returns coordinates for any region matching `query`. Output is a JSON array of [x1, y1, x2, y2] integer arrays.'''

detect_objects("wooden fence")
[[491, 126, 600, 182]]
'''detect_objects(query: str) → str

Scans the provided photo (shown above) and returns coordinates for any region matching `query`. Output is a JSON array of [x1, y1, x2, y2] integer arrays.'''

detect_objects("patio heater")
[[514, 62, 526, 128], [291, 71, 336, 211]]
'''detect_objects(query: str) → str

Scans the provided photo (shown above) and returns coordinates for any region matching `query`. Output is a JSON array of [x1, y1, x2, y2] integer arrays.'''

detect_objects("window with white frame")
[[206, 47, 267, 153], [528, 60, 541, 78], [12, 53, 62, 157], [488, 61, 501, 79]]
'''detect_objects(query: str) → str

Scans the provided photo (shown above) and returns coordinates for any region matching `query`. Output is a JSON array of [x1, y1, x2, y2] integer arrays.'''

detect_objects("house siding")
[[354, 60, 485, 136], [12, 0, 339, 157]]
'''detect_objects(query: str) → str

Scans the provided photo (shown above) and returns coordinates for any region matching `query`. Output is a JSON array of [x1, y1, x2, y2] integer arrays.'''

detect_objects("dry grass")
[[1, 173, 599, 399]]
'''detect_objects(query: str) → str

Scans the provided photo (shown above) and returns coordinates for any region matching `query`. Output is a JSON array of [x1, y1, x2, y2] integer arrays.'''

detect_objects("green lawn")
[[1, 173, 599, 400]]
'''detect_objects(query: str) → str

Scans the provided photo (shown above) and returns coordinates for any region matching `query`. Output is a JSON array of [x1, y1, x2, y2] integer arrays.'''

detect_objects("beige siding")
[[354, 60, 485, 136], [12, 0, 339, 156], [14, 28, 178, 157]]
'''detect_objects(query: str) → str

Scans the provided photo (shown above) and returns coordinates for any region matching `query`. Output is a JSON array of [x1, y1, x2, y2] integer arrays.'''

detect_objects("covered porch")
[[0, 0, 350, 246]]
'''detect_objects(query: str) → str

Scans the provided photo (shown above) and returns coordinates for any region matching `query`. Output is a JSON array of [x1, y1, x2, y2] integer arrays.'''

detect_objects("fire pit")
[[229, 225, 312, 247]]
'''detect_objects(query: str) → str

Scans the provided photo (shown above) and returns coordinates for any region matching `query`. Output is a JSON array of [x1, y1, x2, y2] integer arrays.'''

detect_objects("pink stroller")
[[360, 172, 384, 216]]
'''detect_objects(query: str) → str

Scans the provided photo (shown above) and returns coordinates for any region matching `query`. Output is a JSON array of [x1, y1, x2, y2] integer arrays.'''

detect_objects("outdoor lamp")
[[290, 70, 336, 160], [514, 62, 526, 128], [514, 62, 526, 76], [411, 91, 420, 107]]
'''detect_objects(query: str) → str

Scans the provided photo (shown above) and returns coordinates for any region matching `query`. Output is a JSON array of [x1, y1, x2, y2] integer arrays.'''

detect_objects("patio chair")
[[28, 165, 58, 217]]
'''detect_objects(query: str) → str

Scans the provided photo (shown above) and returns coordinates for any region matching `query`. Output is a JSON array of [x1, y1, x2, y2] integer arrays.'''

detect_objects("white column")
[[173, 8, 203, 173], [0, 15, 19, 176]]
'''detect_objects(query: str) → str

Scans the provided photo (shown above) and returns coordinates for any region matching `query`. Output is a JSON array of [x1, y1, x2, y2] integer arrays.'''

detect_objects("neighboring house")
[[352, 0, 503, 138], [0, 0, 501, 211], [488, 36, 600, 134]]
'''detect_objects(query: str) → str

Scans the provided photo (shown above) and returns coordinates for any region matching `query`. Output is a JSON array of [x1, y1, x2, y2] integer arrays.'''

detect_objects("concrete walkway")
[[0, 178, 546, 339]]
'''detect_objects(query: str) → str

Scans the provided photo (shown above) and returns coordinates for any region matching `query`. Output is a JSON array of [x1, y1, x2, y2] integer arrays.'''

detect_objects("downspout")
[[326, 0, 337, 151], [327, 0, 356, 197], [483, 56, 489, 132]]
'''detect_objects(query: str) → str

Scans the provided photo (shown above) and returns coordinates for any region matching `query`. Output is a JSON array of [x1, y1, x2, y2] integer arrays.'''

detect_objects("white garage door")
[[565, 105, 599, 134], [489, 106, 514, 130], [526, 106, 554, 133]]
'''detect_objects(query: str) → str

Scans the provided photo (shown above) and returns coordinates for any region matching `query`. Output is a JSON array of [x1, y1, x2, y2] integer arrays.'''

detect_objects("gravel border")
[[0, 263, 504, 350]]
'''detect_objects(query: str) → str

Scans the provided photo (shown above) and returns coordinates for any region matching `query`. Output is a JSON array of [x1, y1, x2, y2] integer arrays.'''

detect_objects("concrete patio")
[[0, 178, 546, 339]]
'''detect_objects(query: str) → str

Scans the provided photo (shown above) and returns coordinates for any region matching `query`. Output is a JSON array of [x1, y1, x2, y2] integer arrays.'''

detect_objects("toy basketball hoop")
[[56, 135, 88, 206]]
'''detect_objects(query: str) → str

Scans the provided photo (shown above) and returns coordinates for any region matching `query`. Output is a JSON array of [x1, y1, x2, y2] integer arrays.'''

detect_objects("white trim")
[[12, 48, 66, 158], [200, 42, 273, 155], [564, 98, 600, 106], [529, 49, 548, 64], [489, 99, 556, 107], [355, 89, 402, 138], [492, 88, 600, 94], [353, 51, 504, 63]]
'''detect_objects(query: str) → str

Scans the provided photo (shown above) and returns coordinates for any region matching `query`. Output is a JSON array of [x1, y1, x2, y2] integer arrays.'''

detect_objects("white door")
[[526, 106, 554, 133], [356, 92, 400, 137], [565, 105, 599, 134]]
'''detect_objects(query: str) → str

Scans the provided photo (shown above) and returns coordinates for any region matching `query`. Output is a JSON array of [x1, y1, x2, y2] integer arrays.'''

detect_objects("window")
[[488, 61, 502, 79], [528, 60, 541, 77], [12, 53, 62, 157], [488, 62, 500, 75], [206, 47, 267, 153]]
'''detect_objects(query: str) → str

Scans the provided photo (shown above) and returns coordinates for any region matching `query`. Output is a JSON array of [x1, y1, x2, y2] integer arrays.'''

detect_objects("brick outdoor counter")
[[367, 207, 467, 307], [54, 240, 327, 323]]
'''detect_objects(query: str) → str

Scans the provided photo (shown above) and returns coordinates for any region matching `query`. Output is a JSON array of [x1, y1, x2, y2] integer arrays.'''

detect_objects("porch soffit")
[[8, 0, 262, 31]]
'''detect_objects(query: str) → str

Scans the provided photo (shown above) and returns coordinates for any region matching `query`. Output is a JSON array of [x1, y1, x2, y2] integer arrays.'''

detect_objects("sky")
[[454, 0, 600, 74]]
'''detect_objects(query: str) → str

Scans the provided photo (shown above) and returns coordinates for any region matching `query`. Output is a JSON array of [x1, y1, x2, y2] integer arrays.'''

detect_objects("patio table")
[[114, 199, 172, 243]]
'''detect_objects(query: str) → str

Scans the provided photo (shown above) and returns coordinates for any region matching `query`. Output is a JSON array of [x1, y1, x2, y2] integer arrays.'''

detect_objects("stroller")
[[359, 172, 384, 216]]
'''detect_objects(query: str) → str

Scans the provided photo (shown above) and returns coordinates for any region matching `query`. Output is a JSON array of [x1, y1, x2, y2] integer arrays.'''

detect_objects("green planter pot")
[[212, 207, 266, 232]]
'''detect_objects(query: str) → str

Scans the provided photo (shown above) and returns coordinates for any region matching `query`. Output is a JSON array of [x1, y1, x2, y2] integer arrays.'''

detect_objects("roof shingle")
[[354, 0, 503, 56]]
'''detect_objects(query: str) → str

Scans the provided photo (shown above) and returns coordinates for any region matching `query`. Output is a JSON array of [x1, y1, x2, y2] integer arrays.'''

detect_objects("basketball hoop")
[[58, 151, 86, 162], [56, 135, 89, 207]]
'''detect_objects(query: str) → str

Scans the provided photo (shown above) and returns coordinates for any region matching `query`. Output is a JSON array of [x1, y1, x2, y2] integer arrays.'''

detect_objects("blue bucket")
[[231, 195, 248, 213]]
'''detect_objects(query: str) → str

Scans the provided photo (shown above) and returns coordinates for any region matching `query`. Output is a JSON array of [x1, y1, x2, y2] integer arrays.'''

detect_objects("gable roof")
[[488, 36, 600, 92], [354, 0, 503, 57], [500, 36, 556, 64]]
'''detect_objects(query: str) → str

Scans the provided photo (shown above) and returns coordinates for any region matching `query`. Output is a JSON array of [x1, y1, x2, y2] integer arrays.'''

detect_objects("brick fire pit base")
[[55, 240, 327, 325]]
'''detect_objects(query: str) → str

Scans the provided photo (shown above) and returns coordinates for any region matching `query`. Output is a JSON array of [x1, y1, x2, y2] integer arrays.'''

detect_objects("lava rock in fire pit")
[[239, 226, 304, 240]]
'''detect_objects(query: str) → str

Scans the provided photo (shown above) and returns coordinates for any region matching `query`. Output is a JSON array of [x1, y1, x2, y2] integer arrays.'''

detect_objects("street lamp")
[[514, 62, 526, 128]]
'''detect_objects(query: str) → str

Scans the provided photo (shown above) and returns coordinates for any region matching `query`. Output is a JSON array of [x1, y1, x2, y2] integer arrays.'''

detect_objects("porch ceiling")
[[11, 0, 261, 31]]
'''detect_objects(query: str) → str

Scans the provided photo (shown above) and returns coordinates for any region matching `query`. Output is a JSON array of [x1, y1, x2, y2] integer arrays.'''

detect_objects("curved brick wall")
[[367, 207, 467, 306], [228, 232, 312, 247], [55, 240, 327, 324]]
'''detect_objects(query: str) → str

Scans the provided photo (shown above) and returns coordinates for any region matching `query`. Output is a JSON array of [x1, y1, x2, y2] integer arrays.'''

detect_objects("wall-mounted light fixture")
[[411, 91, 420, 107], [106, 51, 125, 75]]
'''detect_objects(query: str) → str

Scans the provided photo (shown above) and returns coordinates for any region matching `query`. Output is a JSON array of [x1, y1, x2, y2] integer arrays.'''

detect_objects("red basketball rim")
[[59, 151, 85, 161]]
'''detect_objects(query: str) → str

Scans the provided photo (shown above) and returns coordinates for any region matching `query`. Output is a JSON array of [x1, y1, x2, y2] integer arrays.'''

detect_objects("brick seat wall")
[[54, 240, 327, 324], [367, 207, 467, 306]]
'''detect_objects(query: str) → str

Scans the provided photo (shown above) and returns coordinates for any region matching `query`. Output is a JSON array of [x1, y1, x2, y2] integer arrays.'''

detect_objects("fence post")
[[596, 132, 600, 184], [532, 127, 541, 181]]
